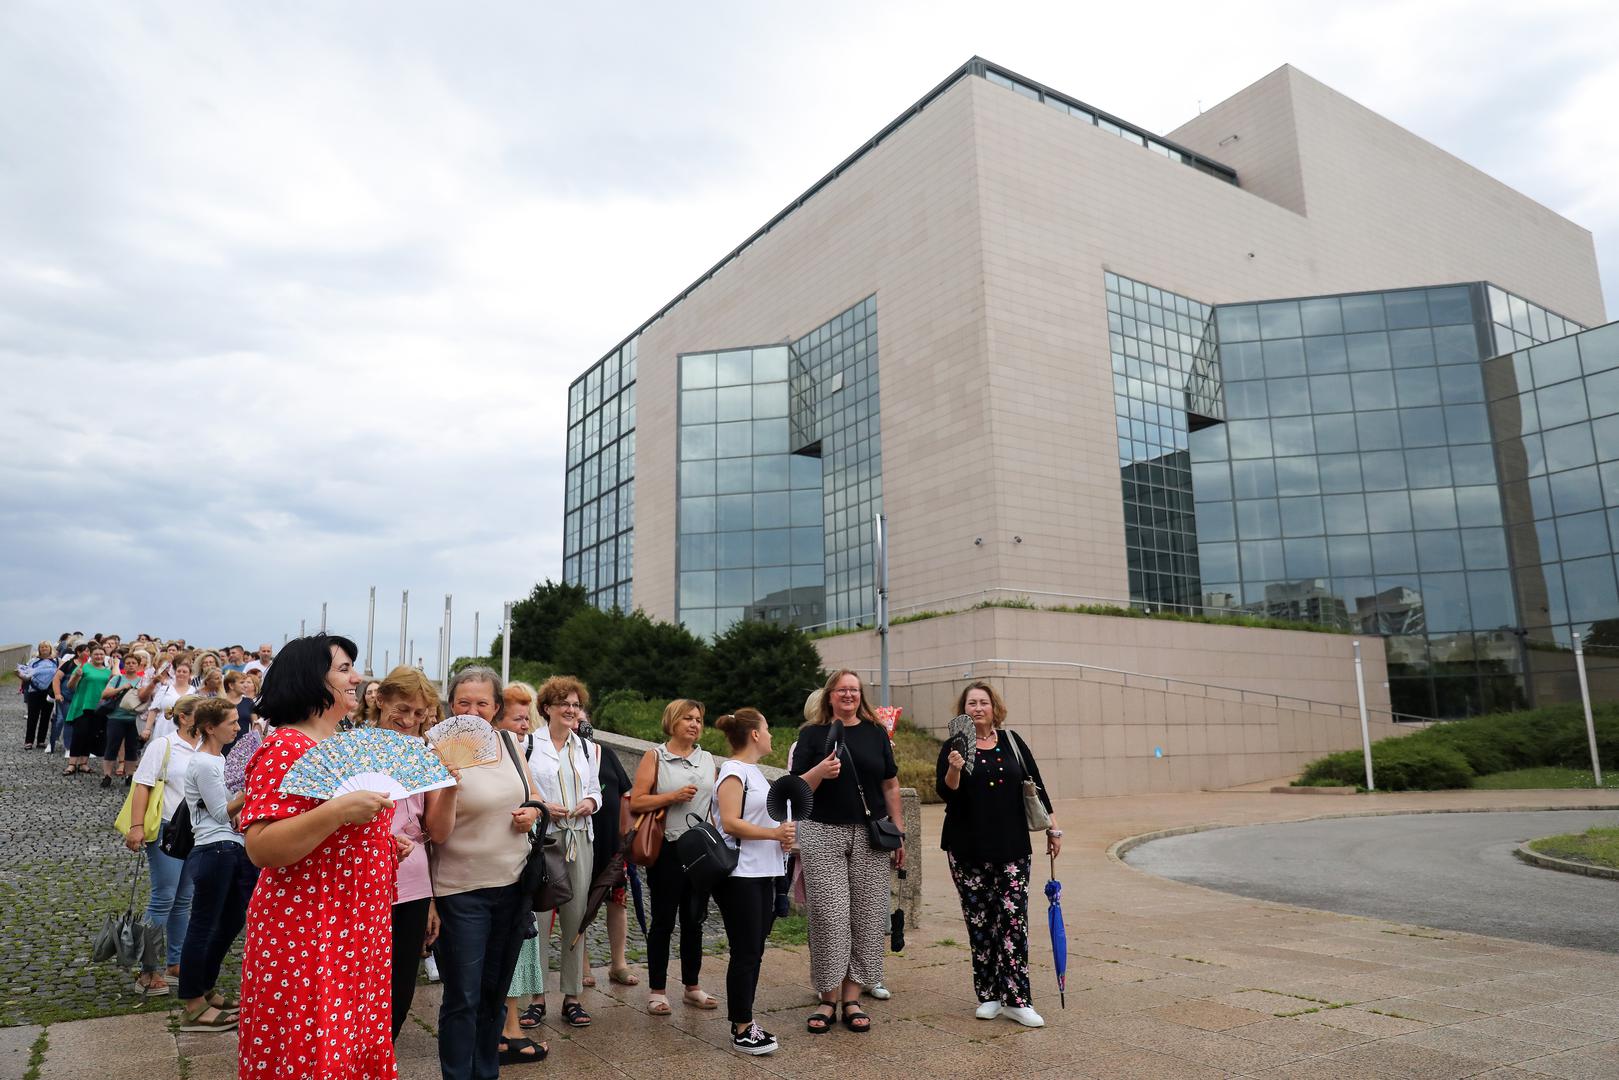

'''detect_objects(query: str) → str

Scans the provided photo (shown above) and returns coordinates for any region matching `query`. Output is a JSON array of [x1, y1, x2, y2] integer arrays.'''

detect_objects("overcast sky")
[[3, 1, 1615, 667]]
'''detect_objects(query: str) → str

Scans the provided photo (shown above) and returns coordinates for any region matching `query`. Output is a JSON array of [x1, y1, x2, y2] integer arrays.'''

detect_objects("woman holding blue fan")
[[237, 633, 400, 1080]]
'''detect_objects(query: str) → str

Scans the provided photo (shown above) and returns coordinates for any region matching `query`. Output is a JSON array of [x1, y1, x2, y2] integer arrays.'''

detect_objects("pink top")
[[391, 792, 431, 904]]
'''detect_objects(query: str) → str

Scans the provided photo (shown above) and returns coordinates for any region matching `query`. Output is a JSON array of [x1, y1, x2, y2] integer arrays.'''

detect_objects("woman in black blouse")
[[936, 681, 1061, 1028]]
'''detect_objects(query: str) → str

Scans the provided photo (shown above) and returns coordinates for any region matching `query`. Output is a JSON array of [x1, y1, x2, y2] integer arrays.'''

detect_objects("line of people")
[[19, 629, 1063, 1078]]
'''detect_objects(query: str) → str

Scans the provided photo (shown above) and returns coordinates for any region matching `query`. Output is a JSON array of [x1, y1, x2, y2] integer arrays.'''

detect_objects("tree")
[[552, 606, 626, 695], [695, 619, 826, 725], [495, 579, 589, 663], [614, 613, 707, 702]]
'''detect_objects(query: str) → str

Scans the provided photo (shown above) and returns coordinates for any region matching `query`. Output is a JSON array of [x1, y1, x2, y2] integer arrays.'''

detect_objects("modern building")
[[562, 57, 1609, 794]]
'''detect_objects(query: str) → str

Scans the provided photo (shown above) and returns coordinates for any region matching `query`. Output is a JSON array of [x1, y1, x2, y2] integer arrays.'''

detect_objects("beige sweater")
[[429, 741, 530, 898]]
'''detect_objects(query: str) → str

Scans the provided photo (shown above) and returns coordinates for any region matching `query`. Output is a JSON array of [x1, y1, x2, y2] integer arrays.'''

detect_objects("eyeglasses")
[[834, 690, 861, 697]]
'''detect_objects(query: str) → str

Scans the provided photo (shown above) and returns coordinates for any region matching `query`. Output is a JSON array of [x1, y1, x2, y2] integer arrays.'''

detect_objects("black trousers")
[[645, 844, 704, 991], [714, 876, 776, 1026], [391, 897, 431, 1040], [70, 710, 105, 757], [24, 691, 52, 745], [104, 715, 142, 763]]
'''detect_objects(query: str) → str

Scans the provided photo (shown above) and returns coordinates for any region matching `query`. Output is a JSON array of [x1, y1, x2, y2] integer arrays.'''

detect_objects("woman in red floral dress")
[[238, 633, 404, 1080]]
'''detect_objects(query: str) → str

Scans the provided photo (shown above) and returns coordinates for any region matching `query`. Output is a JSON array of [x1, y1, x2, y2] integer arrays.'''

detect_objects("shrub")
[[694, 620, 825, 726]]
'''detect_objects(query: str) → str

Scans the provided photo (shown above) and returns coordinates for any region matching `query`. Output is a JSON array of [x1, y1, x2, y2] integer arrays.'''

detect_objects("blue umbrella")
[[625, 861, 649, 938], [1044, 857, 1067, 1008]]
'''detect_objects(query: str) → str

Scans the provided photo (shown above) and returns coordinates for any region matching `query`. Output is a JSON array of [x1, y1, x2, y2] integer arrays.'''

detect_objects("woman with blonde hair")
[[21, 641, 57, 750], [791, 669, 903, 1035], [629, 698, 719, 1016], [495, 680, 548, 1060]]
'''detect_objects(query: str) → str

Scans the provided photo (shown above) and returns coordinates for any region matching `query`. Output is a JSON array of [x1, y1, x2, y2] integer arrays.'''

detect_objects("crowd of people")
[[15, 629, 1062, 1079]]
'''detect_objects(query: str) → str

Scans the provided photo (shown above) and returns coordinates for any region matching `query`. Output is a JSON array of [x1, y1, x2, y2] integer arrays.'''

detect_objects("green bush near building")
[[1298, 703, 1619, 790]]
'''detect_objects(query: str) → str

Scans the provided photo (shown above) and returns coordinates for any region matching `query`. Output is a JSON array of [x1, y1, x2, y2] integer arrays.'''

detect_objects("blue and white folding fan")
[[279, 727, 457, 801]]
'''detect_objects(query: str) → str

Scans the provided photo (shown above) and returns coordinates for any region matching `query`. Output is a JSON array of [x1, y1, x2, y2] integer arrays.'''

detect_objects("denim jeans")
[[144, 840, 196, 972], [178, 841, 258, 1000], [435, 882, 526, 1080]]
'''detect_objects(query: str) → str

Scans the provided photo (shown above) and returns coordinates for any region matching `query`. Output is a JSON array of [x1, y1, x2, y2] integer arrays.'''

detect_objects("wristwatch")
[[1046, 828, 1063, 838]]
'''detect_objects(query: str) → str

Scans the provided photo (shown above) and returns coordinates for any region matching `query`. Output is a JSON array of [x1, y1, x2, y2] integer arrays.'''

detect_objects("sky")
[[3, 1, 1616, 669]]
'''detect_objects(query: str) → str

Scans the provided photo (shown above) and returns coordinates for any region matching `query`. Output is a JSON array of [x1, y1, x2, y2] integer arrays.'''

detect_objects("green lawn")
[[1528, 825, 1619, 870], [1471, 767, 1619, 790]]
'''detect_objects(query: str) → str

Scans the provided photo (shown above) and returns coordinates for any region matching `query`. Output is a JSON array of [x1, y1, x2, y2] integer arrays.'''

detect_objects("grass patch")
[[768, 914, 808, 948], [1472, 766, 1619, 790], [23, 1028, 46, 1080], [1528, 825, 1619, 870], [1298, 702, 1619, 791]]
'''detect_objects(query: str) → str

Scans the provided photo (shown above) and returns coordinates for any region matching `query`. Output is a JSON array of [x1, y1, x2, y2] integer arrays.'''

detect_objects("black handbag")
[[160, 798, 195, 860], [501, 731, 569, 911], [674, 781, 743, 892], [834, 730, 904, 852]]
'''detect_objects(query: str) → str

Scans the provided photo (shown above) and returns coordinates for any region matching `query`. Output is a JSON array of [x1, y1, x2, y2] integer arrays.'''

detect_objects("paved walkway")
[[14, 786, 1619, 1079]]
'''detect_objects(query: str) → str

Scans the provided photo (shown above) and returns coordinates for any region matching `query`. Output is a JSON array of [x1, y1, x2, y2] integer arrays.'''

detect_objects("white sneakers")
[[867, 982, 891, 1000], [976, 1000, 1045, 1027], [1001, 1005, 1045, 1027]]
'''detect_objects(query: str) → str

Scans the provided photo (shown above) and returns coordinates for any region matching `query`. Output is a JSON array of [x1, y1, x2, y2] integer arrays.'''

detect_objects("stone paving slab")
[[20, 749, 1619, 1077], [0, 1024, 39, 1080]]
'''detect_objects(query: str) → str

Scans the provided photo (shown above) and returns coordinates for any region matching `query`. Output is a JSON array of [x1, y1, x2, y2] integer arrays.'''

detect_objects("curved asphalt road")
[[1126, 809, 1619, 953]]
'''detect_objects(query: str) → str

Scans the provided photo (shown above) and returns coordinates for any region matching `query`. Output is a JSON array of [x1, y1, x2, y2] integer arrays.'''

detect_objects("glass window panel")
[[1225, 381, 1268, 419], [1191, 461, 1232, 500], [1275, 456, 1321, 495], [1221, 341, 1264, 380], [1340, 293, 1386, 332], [1411, 487, 1459, 529], [1401, 407, 1448, 448], [1198, 502, 1236, 542], [1416, 530, 1464, 572], [681, 353, 716, 389], [753, 528, 791, 567], [1200, 542, 1238, 581], [753, 492, 790, 529], [1551, 465, 1603, 515], [1451, 489, 1504, 535], [1346, 332, 1392, 371], [1314, 413, 1359, 453], [713, 421, 751, 458], [716, 457, 752, 494], [1258, 302, 1303, 339], [1308, 374, 1351, 412], [1384, 291, 1431, 329], [1358, 410, 1402, 450], [790, 526, 823, 564], [1390, 329, 1436, 368], [1587, 368, 1619, 419], [716, 568, 754, 605], [679, 570, 715, 608], [1304, 334, 1349, 374], [754, 418, 789, 454], [1563, 556, 1619, 624], [1232, 459, 1278, 499], [1216, 306, 1261, 342], [790, 489, 821, 528], [1361, 450, 1407, 491], [1422, 572, 1471, 631], [715, 494, 752, 532], [753, 346, 789, 382], [1267, 377, 1312, 416], [716, 385, 753, 422], [1366, 490, 1413, 532], [1593, 415, 1619, 462], [1537, 380, 1589, 428], [1270, 417, 1316, 456], [1580, 322, 1619, 374], [681, 388, 716, 424], [1438, 364, 1484, 404], [1239, 539, 1286, 580], [1427, 286, 1474, 325], [680, 460, 715, 496], [1323, 494, 1367, 533], [1404, 447, 1452, 488], [680, 533, 716, 572], [1543, 424, 1597, 472], [753, 456, 789, 491], [1467, 570, 1516, 630], [1236, 499, 1280, 539], [1557, 511, 1610, 560], [1299, 298, 1344, 337], [1318, 453, 1363, 493], [1394, 368, 1441, 407], [1284, 537, 1329, 578], [1351, 371, 1397, 410], [1371, 532, 1418, 574], [1530, 337, 1581, 387], [753, 382, 788, 418], [1226, 420, 1272, 459], [1262, 339, 1306, 378], [1601, 461, 1619, 506], [1433, 324, 1480, 365], [1279, 496, 1324, 537], [681, 424, 716, 460], [715, 350, 752, 386], [680, 496, 716, 533], [1329, 534, 1373, 575], [1460, 527, 1508, 569], [715, 531, 752, 569]]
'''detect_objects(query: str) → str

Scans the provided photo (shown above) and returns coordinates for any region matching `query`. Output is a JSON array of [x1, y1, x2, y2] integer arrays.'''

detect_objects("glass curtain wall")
[[1485, 321, 1619, 703], [1105, 272, 1212, 610], [563, 337, 637, 611], [1191, 284, 1525, 718]]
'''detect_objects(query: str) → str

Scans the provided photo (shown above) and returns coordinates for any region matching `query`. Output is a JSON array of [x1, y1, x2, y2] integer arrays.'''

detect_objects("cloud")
[[1, 1, 1613, 661]]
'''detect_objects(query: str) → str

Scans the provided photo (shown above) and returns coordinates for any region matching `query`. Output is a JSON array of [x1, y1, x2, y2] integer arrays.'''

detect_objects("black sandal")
[[806, 1003, 835, 1033], [498, 1037, 548, 1065], [561, 1000, 591, 1027], [518, 1002, 545, 1028], [841, 1000, 871, 1033]]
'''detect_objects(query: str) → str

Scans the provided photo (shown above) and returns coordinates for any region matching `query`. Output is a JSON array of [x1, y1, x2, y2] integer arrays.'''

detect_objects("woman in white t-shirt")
[[124, 694, 203, 996], [713, 708, 795, 1056], [141, 659, 196, 741]]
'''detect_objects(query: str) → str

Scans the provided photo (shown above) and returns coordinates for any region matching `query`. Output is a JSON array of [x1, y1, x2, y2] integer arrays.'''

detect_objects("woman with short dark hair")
[[236, 634, 401, 1080]]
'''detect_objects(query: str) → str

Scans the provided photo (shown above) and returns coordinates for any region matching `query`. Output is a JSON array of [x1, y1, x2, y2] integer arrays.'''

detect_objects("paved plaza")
[[5, 685, 1619, 1078]]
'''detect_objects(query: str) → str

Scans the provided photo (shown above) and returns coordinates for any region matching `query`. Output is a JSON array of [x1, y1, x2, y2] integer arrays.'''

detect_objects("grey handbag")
[[1003, 731, 1052, 832]]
